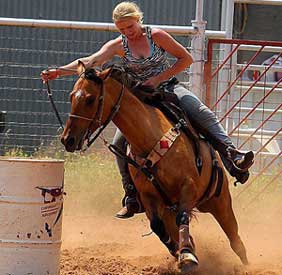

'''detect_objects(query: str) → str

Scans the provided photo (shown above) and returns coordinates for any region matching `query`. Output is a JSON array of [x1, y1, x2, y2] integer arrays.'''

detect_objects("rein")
[[44, 67, 77, 131], [45, 80, 65, 131]]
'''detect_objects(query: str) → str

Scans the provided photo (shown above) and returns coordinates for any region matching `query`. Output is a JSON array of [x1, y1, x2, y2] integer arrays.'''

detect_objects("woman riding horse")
[[41, 1, 254, 219], [58, 63, 249, 272]]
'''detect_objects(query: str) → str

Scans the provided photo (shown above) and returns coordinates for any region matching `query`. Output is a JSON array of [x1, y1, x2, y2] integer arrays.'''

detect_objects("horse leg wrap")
[[179, 224, 193, 254], [176, 211, 194, 254]]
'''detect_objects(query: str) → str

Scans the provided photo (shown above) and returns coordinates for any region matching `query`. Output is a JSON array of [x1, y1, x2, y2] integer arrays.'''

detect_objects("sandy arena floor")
[[60, 194, 282, 275]]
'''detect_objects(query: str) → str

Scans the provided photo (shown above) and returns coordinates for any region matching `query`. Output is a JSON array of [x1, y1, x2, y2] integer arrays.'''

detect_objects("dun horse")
[[61, 62, 248, 273]]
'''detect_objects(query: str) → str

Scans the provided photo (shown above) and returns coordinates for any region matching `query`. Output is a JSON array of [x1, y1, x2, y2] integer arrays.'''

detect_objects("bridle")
[[69, 70, 105, 126], [68, 71, 125, 150], [45, 69, 125, 151]]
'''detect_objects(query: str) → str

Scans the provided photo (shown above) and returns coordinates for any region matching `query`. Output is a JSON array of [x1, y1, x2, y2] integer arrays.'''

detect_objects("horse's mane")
[[105, 63, 157, 91], [102, 64, 176, 105], [84, 68, 103, 85], [84, 64, 154, 93], [84, 64, 179, 109]]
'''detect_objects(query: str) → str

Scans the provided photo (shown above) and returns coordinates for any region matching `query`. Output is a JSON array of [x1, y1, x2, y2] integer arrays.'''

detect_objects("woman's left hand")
[[142, 76, 161, 88]]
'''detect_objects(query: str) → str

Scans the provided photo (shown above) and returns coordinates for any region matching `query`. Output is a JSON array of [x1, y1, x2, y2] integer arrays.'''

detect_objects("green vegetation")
[[63, 151, 123, 217], [4, 147, 30, 158]]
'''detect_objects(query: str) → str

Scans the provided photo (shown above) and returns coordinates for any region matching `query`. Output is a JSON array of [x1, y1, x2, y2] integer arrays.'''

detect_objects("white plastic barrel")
[[0, 158, 64, 275]]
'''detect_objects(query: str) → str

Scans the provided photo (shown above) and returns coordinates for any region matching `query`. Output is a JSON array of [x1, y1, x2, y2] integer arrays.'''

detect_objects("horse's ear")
[[77, 60, 86, 75], [97, 67, 112, 80]]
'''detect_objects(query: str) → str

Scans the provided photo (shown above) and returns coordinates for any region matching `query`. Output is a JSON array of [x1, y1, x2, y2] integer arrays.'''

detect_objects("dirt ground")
[[60, 188, 282, 275]]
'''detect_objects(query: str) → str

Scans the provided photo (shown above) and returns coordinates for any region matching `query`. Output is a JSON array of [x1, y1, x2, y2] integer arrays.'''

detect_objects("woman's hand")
[[40, 68, 59, 83]]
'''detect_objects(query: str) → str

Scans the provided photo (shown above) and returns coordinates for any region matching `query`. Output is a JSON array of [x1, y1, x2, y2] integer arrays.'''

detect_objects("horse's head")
[[61, 61, 113, 152]]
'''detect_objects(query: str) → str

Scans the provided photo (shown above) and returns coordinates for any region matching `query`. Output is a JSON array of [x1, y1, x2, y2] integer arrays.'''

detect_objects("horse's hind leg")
[[199, 185, 248, 265]]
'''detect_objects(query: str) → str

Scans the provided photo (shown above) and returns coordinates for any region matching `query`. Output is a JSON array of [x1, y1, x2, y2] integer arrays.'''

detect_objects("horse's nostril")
[[66, 137, 75, 148]]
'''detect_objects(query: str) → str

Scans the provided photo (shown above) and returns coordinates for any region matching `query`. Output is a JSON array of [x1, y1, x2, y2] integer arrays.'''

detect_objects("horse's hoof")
[[178, 252, 199, 274]]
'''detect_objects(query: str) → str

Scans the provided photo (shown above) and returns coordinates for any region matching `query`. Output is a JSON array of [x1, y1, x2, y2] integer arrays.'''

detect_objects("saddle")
[[108, 64, 224, 201]]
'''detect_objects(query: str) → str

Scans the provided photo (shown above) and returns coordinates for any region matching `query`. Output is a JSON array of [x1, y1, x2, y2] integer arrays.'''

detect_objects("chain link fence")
[[0, 24, 192, 156]]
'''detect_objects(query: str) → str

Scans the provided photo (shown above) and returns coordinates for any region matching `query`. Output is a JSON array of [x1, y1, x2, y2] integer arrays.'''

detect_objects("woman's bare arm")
[[41, 37, 124, 81], [143, 28, 193, 87]]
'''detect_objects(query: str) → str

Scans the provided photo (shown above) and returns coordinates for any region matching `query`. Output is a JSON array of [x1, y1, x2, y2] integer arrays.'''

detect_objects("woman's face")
[[115, 18, 142, 40]]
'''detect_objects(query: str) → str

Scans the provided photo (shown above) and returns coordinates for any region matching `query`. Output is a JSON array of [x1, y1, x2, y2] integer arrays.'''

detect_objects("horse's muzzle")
[[61, 135, 83, 152]]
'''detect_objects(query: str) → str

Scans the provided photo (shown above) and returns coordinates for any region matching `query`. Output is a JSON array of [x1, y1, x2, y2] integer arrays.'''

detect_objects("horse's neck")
[[109, 81, 171, 156]]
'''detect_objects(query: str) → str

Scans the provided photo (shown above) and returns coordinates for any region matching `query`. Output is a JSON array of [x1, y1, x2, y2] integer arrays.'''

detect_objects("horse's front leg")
[[176, 180, 199, 273], [140, 193, 178, 258], [150, 215, 179, 258]]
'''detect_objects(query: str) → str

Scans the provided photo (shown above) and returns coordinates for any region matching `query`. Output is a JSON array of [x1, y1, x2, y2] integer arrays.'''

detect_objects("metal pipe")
[[195, 0, 204, 21], [238, 80, 282, 87], [235, 0, 282, 5], [239, 45, 282, 52], [221, 0, 227, 32], [209, 38, 282, 47], [231, 129, 282, 136], [205, 30, 226, 38], [225, 0, 235, 38], [0, 17, 227, 38], [0, 17, 196, 35], [190, 0, 207, 100], [237, 64, 282, 72], [234, 106, 282, 113]]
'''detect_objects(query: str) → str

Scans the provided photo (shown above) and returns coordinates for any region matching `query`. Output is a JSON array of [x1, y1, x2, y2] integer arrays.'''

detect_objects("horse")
[[60, 61, 248, 273]]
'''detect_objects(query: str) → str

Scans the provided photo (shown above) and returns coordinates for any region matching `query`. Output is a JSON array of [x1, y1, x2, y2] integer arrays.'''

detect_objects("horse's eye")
[[86, 95, 95, 106]]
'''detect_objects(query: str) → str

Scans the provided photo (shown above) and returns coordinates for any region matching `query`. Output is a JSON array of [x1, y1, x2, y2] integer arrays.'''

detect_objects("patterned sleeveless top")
[[121, 26, 170, 83]]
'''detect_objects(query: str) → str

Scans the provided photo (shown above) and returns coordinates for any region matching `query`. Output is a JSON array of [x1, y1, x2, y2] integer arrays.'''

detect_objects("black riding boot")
[[220, 153, 251, 184], [226, 146, 254, 171], [115, 180, 143, 219], [206, 134, 254, 184], [112, 129, 144, 219], [193, 124, 254, 184]]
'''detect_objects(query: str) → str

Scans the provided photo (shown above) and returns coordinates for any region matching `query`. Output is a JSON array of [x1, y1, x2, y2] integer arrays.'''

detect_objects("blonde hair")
[[112, 1, 143, 23]]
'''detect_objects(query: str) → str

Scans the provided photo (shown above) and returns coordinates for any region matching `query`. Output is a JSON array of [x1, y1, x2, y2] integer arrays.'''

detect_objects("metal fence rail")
[[204, 38, 282, 188]]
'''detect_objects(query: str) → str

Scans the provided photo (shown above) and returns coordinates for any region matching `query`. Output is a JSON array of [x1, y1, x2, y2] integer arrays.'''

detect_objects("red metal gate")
[[204, 38, 282, 202]]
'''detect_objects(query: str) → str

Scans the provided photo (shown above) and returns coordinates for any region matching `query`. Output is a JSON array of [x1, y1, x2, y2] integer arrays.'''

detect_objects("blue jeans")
[[112, 83, 234, 186], [173, 84, 233, 147]]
